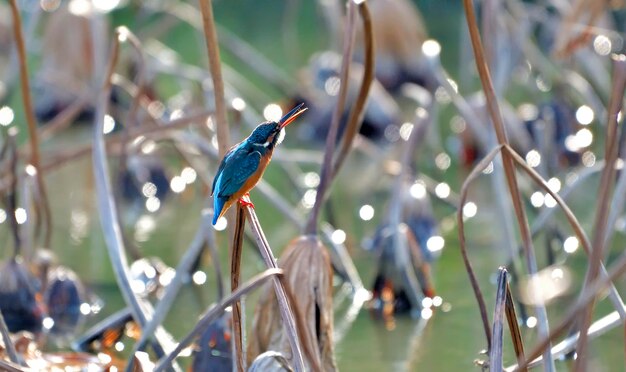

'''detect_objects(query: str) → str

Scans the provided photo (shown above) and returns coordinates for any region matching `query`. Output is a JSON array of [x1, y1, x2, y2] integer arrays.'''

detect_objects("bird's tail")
[[212, 197, 226, 225]]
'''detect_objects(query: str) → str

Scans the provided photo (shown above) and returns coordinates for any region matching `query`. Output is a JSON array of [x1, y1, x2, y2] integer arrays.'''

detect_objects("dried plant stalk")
[[458, 145, 504, 350], [8, 0, 52, 248], [231, 204, 246, 372], [461, 0, 553, 367], [198, 0, 229, 156], [249, 236, 333, 371]]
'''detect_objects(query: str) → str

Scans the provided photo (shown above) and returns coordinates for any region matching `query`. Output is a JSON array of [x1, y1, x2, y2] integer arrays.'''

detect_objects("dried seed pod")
[[249, 236, 335, 371]]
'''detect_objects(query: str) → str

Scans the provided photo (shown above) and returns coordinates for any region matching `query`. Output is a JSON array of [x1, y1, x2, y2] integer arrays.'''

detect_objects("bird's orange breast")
[[229, 153, 271, 202]]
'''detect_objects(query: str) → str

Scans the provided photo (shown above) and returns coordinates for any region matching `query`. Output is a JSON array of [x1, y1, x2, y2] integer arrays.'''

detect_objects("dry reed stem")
[[153, 268, 284, 371], [245, 206, 307, 372], [305, 0, 357, 235], [198, 0, 229, 157], [458, 145, 504, 351], [8, 0, 52, 249], [461, 0, 553, 366], [231, 204, 246, 372], [332, 1, 375, 179], [575, 54, 626, 371]]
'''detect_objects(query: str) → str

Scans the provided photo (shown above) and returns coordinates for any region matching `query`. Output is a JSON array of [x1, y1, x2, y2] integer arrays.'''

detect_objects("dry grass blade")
[[575, 54, 626, 371], [461, 0, 553, 367], [505, 280, 525, 370], [232, 204, 246, 372], [153, 268, 284, 372], [8, 0, 52, 249], [458, 145, 504, 351], [332, 1, 375, 178], [198, 0, 229, 156], [488, 267, 526, 371], [490, 267, 509, 372]]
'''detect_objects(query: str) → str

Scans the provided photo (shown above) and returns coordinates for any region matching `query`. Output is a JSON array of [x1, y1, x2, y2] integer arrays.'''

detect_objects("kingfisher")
[[211, 103, 307, 225]]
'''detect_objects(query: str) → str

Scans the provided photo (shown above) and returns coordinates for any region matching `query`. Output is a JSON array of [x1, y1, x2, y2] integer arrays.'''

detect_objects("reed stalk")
[[8, 0, 52, 249]]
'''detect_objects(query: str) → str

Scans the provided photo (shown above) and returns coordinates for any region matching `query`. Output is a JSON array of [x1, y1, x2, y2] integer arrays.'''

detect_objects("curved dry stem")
[[305, 0, 357, 235], [503, 145, 626, 319], [461, 0, 553, 366], [457, 144, 504, 352], [9, 0, 52, 249], [198, 0, 229, 156], [153, 268, 284, 372], [332, 1, 375, 179]]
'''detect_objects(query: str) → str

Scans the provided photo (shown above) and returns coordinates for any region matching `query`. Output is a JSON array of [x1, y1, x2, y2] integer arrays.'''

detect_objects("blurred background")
[[0, 0, 626, 370]]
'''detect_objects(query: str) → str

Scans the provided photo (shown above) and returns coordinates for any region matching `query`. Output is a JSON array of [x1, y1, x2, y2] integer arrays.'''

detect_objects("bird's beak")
[[279, 103, 307, 129]]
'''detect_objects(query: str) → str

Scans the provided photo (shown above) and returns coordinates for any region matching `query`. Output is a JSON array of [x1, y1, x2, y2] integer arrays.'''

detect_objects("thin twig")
[[153, 268, 284, 372], [8, 0, 52, 249], [198, 0, 229, 156], [305, 0, 357, 235]]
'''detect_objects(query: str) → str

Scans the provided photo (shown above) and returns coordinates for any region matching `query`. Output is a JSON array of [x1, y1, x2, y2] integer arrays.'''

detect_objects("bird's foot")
[[238, 194, 255, 209]]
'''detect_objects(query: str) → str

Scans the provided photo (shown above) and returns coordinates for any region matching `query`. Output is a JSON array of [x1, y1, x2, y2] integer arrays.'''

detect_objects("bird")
[[211, 103, 307, 225]]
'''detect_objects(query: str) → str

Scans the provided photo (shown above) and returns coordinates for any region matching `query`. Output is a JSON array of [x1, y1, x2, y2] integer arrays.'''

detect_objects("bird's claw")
[[238, 194, 255, 209]]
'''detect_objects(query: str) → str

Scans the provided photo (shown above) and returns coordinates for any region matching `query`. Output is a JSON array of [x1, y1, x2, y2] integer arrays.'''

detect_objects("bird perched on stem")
[[211, 103, 307, 225]]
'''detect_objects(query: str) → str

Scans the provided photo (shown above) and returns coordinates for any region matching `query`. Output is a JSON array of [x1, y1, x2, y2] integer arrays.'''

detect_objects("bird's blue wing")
[[211, 143, 240, 196], [214, 148, 262, 199]]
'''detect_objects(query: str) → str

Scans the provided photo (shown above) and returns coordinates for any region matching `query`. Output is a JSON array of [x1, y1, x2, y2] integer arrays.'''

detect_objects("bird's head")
[[247, 103, 307, 150]]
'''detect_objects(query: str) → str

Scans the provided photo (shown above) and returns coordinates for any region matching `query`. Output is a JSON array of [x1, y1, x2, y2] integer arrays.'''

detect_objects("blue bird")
[[211, 103, 307, 224]]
